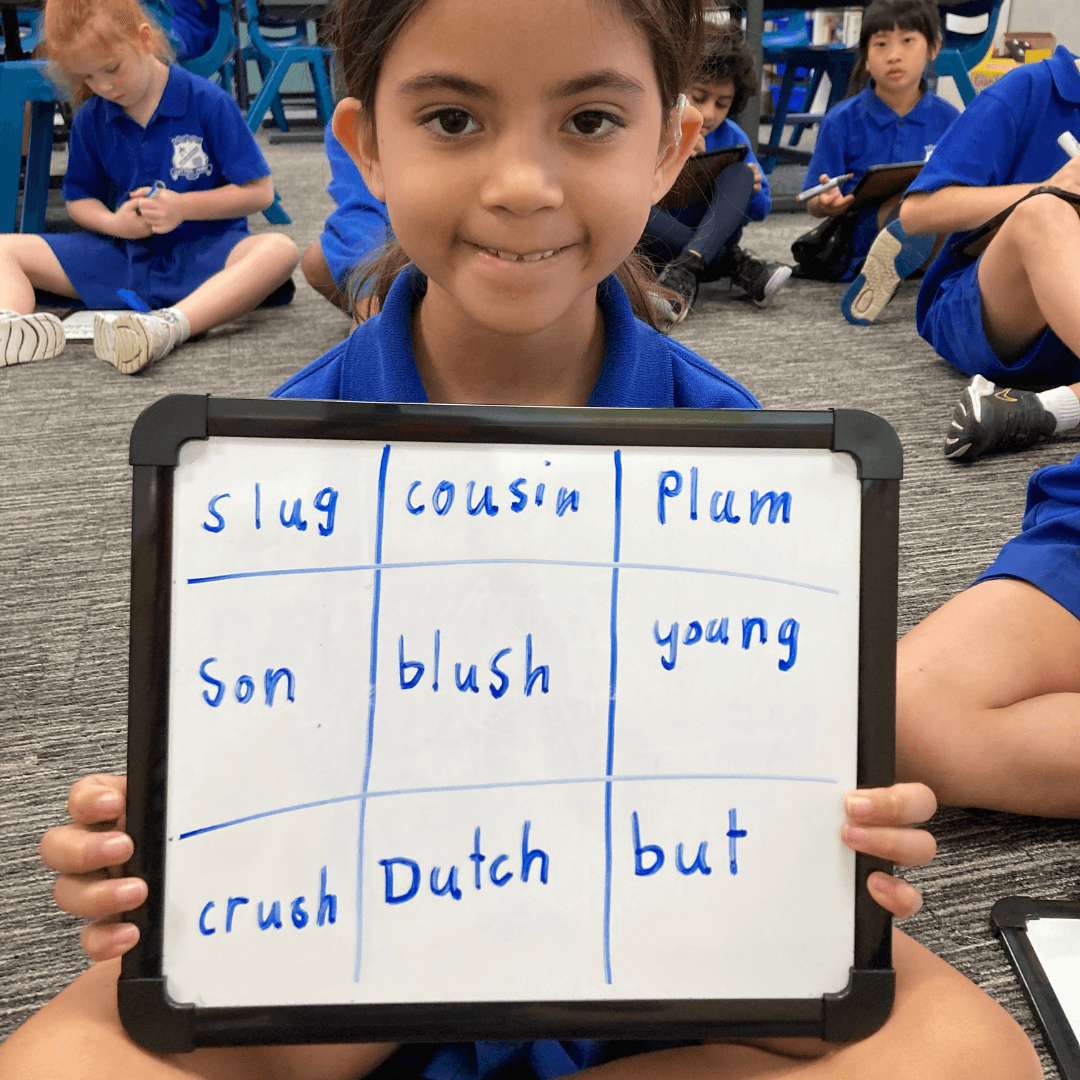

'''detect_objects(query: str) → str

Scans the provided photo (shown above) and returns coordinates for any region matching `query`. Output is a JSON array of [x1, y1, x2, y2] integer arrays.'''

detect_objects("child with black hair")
[[644, 22, 790, 320], [795, 0, 957, 317]]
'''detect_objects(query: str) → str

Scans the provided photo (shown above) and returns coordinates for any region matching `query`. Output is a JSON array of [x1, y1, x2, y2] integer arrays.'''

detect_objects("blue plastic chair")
[[241, 0, 333, 134], [0, 60, 57, 233], [934, 0, 1004, 106], [179, 0, 238, 82]]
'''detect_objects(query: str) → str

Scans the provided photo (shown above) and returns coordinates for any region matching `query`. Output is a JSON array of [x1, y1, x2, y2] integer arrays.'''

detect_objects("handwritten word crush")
[[161, 438, 861, 1009]]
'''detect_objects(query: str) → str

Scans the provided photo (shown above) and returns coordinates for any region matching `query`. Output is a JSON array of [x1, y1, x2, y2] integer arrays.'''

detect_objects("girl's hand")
[[130, 186, 185, 235], [749, 161, 763, 194], [111, 198, 155, 239], [39, 774, 146, 962], [809, 174, 854, 218], [1046, 153, 1080, 197], [841, 782, 937, 920]]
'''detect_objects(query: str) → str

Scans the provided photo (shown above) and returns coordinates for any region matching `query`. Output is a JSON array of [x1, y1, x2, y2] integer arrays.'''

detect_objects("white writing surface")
[[161, 437, 861, 1008]]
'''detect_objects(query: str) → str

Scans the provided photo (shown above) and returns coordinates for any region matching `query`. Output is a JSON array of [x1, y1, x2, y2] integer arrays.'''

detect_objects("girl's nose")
[[479, 136, 564, 216]]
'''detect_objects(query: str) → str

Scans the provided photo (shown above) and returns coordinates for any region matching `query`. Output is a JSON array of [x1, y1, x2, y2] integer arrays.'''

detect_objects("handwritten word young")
[[378, 822, 549, 905], [199, 658, 296, 707], [656, 468, 791, 527], [632, 809, 747, 877], [197, 865, 336, 936], [653, 617, 800, 672], [398, 632, 550, 698], [404, 476, 580, 519], [201, 485, 339, 536]]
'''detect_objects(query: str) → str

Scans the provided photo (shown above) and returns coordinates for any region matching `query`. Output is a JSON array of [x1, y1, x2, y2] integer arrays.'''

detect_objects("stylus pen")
[[1058, 131, 1080, 159], [796, 173, 854, 202]]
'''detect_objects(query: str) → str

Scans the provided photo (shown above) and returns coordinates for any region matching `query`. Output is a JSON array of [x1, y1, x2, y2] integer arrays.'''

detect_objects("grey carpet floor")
[[2, 135, 1079, 1078]]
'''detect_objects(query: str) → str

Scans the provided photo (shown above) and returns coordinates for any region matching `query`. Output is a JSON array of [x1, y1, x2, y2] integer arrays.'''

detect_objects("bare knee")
[[257, 232, 300, 270], [1002, 191, 1080, 252]]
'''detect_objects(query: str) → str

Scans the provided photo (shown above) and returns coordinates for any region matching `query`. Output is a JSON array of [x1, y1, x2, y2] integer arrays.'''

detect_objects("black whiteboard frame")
[[120, 394, 901, 1052], [992, 897, 1080, 1080]]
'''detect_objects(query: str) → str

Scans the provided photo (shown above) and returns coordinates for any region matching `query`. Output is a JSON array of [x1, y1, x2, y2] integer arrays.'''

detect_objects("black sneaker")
[[657, 250, 705, 327], [728, 245, 792, 307], [944, 374, 1055, 460]]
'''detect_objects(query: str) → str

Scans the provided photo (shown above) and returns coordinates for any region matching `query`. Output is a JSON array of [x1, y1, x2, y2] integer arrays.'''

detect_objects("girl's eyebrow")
[[397, 69, 643, 101]]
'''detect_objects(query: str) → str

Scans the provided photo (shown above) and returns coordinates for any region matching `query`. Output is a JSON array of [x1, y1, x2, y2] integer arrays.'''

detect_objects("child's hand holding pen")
[[128, 180, 184, 235], [1048, 131, 1080, 197], [806, 172, 855, 218]]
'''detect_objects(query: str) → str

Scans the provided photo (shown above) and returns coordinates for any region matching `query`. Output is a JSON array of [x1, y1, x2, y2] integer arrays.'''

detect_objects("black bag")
[[791, 213, 860, 282]]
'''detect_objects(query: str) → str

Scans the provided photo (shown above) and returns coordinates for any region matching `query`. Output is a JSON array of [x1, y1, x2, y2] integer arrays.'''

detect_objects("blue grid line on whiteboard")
[[603, 449, 622, 985]]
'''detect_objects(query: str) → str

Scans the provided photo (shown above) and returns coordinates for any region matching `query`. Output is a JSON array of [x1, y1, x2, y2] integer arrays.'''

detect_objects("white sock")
[[156, 307, 191, 346], [1036, 385, 1080, 434]]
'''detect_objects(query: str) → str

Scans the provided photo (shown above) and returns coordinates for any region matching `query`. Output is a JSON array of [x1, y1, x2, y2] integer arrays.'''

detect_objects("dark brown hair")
[[334, 0, 708, 328], [848, 0, 942, 96], [697, 20, 757, 120], [45, 0, 172, 105]]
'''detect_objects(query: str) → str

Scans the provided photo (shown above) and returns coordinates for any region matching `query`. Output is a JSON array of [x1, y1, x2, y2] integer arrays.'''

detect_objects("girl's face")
[[688, 78, 735, 137], [338, 0, 697, 340], [66, 23, 159, 111], [864, 26, 936, 97]]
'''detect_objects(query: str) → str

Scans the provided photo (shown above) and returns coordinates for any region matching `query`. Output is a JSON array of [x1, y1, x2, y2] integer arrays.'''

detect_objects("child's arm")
[[65, 197, 155, 241], [127, 175, 276, 236]]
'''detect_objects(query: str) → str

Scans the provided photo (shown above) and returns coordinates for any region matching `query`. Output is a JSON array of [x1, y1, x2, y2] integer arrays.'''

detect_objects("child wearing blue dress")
[[300, 124, 389, 321], [644, 22, 790, 320], [796, 0, 957, 314], [900, 45, 1080, 459], [0, 0, 298, 374], [0, 0, 1041, 1078]]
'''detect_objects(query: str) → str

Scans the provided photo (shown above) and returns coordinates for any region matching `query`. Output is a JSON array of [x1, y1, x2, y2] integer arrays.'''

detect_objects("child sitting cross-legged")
[[900, 44, 1080, 459], [0, 0, 299, 374], [643, 21, 790, 323]]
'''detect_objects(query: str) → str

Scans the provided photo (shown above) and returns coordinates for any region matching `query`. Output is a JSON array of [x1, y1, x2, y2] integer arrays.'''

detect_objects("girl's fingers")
[[39, 825, 132, 875], [844, 782, 937, 827], [841, 822, 937, 868], [80, 920, 141, 963], [52, 873, 147, 921], [866, 870, 922, 920], [67, 774, 126, 826]]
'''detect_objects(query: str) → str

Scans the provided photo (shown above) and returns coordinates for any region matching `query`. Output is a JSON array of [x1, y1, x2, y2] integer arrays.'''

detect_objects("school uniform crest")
[[170, 134, 213, 181]]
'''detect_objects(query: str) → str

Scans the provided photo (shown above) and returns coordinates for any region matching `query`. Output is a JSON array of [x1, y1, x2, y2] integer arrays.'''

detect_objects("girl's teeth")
[[522, 252, 544, 262], [491, 249, 558, 262], [497, 251, 518, 261]]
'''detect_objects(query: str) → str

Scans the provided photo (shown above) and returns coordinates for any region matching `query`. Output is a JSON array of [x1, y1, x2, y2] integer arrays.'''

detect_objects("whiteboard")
[[120, 397, 900, 1050]]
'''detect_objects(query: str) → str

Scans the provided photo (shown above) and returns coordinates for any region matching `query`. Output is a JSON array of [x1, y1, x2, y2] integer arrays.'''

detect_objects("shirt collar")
[[1049, 46, 1080, 105], [102, 63, 190, 125], [861, 84, 932, 127], [340, 266, 677, 408]]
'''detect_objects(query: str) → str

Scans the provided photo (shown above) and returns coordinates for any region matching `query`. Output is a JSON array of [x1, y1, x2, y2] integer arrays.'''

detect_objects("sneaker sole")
[[752, 265, 792, 308], [94, 313, 155, 375], [0, 313, 65, 366], [840, 223, 935, 326]]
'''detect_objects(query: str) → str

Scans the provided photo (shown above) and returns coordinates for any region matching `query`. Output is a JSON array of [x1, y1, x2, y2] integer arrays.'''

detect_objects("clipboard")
[[658, 144, 749, 211], [953, 186, 1080, 260], [991, 896, 1080, 1079], [847, 162, 924, 213], [118, 395, 901, 1052]]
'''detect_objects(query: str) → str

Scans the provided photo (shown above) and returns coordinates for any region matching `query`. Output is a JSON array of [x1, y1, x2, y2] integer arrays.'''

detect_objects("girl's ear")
[[927, 38, 941, 63], [651, 99, 703, 205], [332, 98, 385, 201], [136, 21, 154, 51]]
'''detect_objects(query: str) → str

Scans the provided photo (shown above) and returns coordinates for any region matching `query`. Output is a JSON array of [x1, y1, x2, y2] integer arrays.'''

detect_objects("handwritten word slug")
[[201, 485, 339, 536], [653, 617, 800, 672], [200, 658, 296, 707], [633, 809, 747, 877], [198, 866, 336, 936], [398, 632, 549, 698], [656, 468, 791, 526], [405, 477, 580, 518], [378, 822, 549, 905]]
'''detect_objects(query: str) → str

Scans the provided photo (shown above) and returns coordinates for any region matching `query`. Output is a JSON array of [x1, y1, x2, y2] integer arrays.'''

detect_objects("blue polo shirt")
[[272, 265, 760, 410], [801, 84, 959, 197], [63, 63, 270, 246], [704, 118, 771, 221], [320, 125, 390, 287]]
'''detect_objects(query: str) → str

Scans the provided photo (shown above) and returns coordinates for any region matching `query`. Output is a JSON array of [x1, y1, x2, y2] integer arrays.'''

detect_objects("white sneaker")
[[94, 311, 181, 375], [0, 310, 65, 366]]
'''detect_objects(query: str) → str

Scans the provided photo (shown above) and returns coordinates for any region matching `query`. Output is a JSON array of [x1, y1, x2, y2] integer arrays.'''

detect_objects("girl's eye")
[[422, 108, 480, 138], [566, 110, 622, 138]]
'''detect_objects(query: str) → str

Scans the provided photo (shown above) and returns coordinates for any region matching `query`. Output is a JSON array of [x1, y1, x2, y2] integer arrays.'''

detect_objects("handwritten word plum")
[[656, 468, 791, 527]]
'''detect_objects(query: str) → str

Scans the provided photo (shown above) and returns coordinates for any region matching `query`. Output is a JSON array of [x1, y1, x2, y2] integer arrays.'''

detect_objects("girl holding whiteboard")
[[0, 0, 1039, 1078]]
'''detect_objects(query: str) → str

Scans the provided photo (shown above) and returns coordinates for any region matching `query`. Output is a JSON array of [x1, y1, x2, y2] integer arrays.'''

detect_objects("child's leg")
[[0, 235, 79, 365], [897, 576, 1080, 816], [0, 957, 399, 1080], [577, 932, 1038, 1079], [94, 233, 300, 374]]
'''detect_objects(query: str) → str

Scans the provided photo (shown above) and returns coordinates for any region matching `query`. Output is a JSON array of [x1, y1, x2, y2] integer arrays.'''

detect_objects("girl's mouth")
[[474, 244, 567, 263]]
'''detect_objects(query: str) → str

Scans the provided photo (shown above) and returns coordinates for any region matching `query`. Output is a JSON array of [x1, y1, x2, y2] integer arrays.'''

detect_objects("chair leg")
[[310, 53, 334, 127], [934, 49, 977, 106], [789, 66, 824, 146], [20, 99, 54, 233], [262, 187, 292, 225], [0, 75, 25, 232], [763, 61, 801, 174], [245, 54, 293, 133], [256, 55, 289, 132]]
